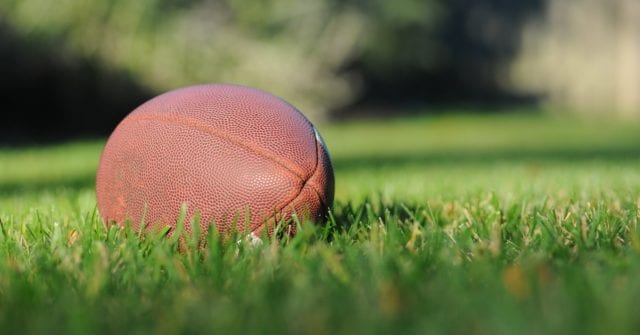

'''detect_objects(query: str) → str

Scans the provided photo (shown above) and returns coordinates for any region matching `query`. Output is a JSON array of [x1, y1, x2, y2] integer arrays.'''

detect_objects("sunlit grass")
[[1, 113, 640, 334]]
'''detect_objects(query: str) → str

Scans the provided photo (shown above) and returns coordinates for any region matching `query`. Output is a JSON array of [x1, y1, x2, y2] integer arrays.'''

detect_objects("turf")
[[1, 112, 640, 334]]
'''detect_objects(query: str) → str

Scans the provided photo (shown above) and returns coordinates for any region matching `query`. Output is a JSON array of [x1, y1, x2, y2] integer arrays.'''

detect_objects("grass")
[[1, 112, 640, 334]]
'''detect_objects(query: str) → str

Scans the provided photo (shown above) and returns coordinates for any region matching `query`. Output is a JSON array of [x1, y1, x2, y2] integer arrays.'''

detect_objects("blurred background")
[[0, 0, 639, 142]]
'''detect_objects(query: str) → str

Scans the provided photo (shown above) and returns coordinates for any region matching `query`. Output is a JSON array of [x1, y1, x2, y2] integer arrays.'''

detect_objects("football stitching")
[[251, 137, 324, 234], [299, 138, 327, 210], [126, 112, 309, 181]]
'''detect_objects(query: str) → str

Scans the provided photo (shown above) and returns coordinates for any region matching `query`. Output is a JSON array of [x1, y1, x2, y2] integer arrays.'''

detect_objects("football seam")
[[120, 111, 324, 235], [305, 181, 327, 209], [251, 136, 324, 234], [300, 139, 327, 210], [126, 112, 310, 181]]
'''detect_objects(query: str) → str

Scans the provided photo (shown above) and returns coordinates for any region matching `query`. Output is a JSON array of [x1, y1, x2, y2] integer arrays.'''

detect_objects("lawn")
[[1, 112, 640, 334]]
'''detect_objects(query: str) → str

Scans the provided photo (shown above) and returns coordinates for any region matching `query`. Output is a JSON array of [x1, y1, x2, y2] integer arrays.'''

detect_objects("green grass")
[[1, 113, 640, 334]]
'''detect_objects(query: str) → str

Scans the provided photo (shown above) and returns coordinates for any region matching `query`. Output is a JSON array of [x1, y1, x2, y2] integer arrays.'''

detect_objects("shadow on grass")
[[1, 147, 638, 197], [0, 174, 95, 196], [332, 147, 640, 171]]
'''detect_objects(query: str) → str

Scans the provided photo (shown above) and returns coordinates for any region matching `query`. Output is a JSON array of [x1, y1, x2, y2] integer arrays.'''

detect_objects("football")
[[96, 84, 334, 237]]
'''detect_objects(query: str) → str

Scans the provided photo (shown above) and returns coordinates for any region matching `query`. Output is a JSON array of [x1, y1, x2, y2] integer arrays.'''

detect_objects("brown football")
[[96, 84, 334, 237]]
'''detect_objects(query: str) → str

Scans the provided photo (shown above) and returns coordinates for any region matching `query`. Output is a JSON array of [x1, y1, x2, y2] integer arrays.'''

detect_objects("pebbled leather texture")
[[96, 84, 334, 236]]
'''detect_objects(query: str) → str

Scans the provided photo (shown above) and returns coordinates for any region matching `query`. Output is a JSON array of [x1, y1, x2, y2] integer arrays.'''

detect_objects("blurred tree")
[[346, 0, 446, 77], [0, 0, 549, 141], [511, 0, 640, 118], [0, 0, 364, 124], [339, 0, 544, 116], [0, 22, 151, 143]]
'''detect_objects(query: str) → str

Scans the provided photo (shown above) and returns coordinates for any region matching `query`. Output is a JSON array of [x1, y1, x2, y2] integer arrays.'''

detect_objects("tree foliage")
[[0, 0, 365, 121], [0, 0, 547, 129]]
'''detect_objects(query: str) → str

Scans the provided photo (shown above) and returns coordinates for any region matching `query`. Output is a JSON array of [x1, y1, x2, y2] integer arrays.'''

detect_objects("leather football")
[[96, 84, 334, 236]]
